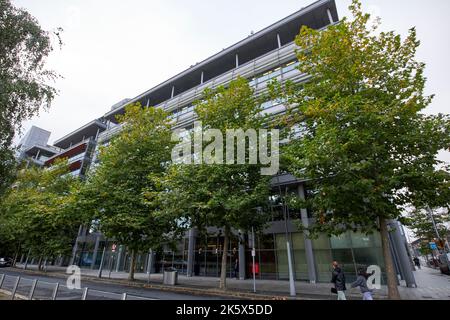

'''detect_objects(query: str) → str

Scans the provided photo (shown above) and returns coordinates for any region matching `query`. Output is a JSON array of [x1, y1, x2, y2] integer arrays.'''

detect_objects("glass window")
[[330, 248, 356, 282], [311, 234, 333, 282], [292, 233, 305, 249], [330, 232, 352, 249], [350, 232, 377, 248]]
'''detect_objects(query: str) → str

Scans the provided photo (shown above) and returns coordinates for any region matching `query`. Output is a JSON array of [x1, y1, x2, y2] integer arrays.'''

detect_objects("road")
[[0, 268, 225, 300]]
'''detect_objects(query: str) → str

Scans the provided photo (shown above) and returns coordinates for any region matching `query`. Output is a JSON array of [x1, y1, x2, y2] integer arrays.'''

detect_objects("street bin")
[[163, 268, 178, 285]]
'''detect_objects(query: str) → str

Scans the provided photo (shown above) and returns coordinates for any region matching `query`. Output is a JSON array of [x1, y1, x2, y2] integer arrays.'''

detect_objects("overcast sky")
[[12, 0, 450, 164]]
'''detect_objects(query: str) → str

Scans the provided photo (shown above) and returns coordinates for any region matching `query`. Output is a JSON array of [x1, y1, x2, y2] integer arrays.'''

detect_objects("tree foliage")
[[0, 0, 61, 193], [84, 103, 183, 280], [0, 160, 81, 263], [270, 0, 450, 299], [405, 208, 449, 244], [163, 77, 272, 289]]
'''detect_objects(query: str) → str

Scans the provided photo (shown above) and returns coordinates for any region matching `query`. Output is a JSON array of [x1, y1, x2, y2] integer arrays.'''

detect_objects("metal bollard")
[[51, 282, 59, 300], [28, 279, 38, 300], [81, 287, 89, 300], [121, 293, 127, 300], [0, 274, 4, 288], [10, 276, 20, 300]]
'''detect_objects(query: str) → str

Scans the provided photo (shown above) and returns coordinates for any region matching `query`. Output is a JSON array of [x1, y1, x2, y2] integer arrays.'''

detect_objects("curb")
[[0, 288, 29, 300], [9, 268, 308, 300], [9, 267, 388, 300]]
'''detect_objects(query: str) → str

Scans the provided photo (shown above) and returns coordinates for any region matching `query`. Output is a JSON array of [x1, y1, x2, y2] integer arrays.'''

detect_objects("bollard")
[[51, 282, 59, 300], [121, 293, 127, 300], [10, 276, 20, 300], [0, 274, 4, 288], [28, 279, 38, 300], [81, 287, 89, 300]]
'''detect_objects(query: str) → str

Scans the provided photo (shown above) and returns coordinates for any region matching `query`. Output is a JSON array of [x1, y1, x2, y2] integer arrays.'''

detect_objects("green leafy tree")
[[0, 0, 62, 194], [405, 208, 449, 246], [163, 78, 272, 289], [86, 104, 183, 280], [271, 0, 450, 299], [0, 160, 82, 267]]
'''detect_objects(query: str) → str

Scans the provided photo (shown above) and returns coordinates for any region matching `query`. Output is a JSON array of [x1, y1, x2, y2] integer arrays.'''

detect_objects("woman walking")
[[351, 267, 374, 300]]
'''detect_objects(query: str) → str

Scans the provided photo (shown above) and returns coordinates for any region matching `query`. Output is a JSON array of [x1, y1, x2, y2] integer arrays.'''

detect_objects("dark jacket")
[[331, 267, 346, 291], [351, 275, 372, 293]]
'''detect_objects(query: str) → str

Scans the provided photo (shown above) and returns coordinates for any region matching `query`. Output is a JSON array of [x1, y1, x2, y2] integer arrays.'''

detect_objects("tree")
[[0, 160, 82, 267], [163, 77, 272, 289], [0, 0, 61, 194], [272, 0, 450, 299], [405, 208, 449, 246], [86, 103, 184, 280]]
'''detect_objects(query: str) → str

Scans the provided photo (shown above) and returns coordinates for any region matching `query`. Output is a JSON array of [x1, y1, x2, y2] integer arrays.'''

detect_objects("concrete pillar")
[[90, 235, 101, 269], [146, 249, 155, 274], [298, 184, 317, 283], [389, 220, 416, 287], [115, 245, 124, 272], [200, 72, 204, 84], [186, 228, 197, 277], [238, 232, 246, 280], [235, 54, 239, 68], [171, 86, 175, 99]]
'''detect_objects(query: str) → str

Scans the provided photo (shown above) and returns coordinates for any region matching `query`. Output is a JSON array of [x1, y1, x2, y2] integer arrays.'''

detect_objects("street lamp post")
[[279, 187, 296, 297], [251, 227, 256, 293], [283, 204, 296, 297]]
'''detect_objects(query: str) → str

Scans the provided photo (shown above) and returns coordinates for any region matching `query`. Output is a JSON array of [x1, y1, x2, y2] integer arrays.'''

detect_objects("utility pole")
[[426, 205, 450, 252]]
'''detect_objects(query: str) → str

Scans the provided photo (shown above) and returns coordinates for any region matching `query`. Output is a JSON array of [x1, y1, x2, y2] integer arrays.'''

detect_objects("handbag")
[[331, 287, 337, 294]]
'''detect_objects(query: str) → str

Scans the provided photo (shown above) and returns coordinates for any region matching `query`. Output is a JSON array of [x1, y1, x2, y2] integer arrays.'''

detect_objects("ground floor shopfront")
[[72, 227, 389, 284], [70, 178, 415, 285]]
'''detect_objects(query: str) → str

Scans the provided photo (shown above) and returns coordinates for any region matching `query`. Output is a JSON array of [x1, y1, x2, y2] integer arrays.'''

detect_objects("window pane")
[[330, 232, 352, 249]]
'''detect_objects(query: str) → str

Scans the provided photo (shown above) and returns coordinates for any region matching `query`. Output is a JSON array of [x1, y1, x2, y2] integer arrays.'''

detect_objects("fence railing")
[[0, 273, 155, 300]]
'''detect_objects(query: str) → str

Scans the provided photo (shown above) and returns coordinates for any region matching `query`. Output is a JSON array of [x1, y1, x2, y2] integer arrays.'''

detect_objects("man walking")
[[413, 257, 421, 269], [331, 261, 346, 300]]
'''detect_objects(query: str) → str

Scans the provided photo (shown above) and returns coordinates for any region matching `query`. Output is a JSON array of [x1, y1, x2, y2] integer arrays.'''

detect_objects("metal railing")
[[0, 273, 155, 300]]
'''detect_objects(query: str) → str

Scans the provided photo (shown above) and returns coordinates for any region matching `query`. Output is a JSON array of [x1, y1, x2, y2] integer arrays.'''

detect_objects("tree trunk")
[[12, 244, 20, 267], [37, 256, 43, 271], [24, 249, 31, 270], [219, 226, 230, 290], [379, 217, 401, 300], [128, 250, 136, 281]]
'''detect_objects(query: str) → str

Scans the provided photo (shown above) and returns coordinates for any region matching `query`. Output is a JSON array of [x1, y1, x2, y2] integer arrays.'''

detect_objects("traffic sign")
[[112, 244, 117, 252], [429, 242, 437, 250]]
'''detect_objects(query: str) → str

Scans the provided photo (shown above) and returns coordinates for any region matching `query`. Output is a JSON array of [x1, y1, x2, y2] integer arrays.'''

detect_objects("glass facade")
[[73, 228, 385, 284]]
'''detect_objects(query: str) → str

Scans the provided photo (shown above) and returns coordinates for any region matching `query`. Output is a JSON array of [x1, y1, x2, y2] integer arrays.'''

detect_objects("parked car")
[[438, 253, 450, 275], [0, 257, 12, 268]]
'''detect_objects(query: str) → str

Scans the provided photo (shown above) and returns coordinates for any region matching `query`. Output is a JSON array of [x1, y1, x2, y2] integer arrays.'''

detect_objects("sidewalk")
[[12, 264, 386, 300], [11, 263, 450, 300], [398, 266, 450, 300]]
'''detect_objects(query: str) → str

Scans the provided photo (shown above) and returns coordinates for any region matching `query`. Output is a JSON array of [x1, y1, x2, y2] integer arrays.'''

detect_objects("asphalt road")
[[0, 268, 224, 300]]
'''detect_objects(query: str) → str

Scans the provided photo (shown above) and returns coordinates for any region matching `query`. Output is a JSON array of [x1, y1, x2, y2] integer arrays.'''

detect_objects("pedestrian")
[[331, 261, 346, 300], [351, 267, 374, 300], [413, 257, 421, 269], [233, 258, 239, 279]]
